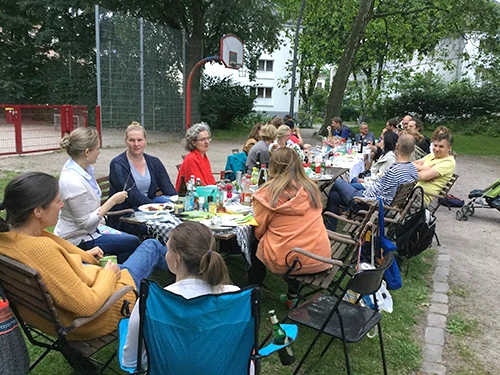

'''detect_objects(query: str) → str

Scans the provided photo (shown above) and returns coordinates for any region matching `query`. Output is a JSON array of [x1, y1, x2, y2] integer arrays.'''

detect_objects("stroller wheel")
[[456, 210, 463, 221], [462, 212, 469, 221], [467, 205, 475, 216]]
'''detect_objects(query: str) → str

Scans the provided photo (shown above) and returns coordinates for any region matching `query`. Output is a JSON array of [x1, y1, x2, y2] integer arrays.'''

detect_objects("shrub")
[[377, 72, 500, 135], [199, 76, 255, 129]]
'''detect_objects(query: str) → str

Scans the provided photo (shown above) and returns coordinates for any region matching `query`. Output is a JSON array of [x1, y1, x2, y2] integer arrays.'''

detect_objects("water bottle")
[[346, 138, 352, 153]]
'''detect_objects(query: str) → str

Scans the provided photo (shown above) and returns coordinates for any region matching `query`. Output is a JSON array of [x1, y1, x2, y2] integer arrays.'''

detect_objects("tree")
[[100, 0, 283, 124], [0, 1, 97, 111], [282, 0, 500, 135]]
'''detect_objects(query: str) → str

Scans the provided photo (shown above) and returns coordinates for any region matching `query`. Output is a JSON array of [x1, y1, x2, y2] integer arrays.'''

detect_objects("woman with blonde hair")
[[109, 122, 177, 233], [270, 124, 292, 150], [249, 147, 331, 309], [245, 124, 277, 173], [122, 221, 239, 368], [242, 122, 263, 155], [176, 123, 216, 189], [55, 127, 141, 262]]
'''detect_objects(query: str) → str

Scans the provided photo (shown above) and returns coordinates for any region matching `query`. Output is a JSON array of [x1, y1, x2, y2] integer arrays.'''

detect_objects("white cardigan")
[[54, 161, 104, 245]]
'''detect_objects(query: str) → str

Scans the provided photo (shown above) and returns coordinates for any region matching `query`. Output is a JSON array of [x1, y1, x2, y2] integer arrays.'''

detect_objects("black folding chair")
[[288, 252, 394, 375]]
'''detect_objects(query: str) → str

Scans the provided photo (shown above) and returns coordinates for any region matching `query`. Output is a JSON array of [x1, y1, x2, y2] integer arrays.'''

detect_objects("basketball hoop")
[[220, 34, 244, 70]]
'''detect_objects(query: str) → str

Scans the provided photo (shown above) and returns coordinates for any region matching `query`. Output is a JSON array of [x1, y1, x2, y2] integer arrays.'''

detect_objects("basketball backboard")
[[220, 34, 244, 70]]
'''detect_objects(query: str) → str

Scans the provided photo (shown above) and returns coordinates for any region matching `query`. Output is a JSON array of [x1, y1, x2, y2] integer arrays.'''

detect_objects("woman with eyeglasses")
[[55, 127, 141, 263], [108, 122, 177, 233], [175, 123, 216, 189]]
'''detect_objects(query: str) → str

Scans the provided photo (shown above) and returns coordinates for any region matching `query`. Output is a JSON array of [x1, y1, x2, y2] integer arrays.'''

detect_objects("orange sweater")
[[0, 231, 136, 340], [253, 186, 332, 275]]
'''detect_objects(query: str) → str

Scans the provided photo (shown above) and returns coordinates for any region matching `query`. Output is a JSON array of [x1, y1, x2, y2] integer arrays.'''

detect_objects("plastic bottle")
[[269, 310, 295, 365], [251, 167, 259, 185], [346, 138, 352, 154], [240, 174, 252, 205], [208, 196, 217, 214], [195, 177, 202, 187], [198, 196, 206, 211]]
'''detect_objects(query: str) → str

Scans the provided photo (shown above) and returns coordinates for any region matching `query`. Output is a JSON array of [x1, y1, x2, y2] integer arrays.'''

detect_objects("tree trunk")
[[185, 5, 205, 126], [319, 0, 375, 135]]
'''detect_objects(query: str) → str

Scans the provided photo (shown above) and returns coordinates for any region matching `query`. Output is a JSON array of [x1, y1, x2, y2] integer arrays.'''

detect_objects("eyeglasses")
[[196, 137, 212, 143]]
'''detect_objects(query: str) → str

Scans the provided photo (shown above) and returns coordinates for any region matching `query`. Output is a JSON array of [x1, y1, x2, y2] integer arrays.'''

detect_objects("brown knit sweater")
[[0, 231, 136, 340]]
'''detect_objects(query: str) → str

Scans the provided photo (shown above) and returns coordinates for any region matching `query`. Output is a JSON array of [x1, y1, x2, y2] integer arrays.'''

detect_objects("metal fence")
[[0, 105, 88, 156], [96, 6, 185, 131]]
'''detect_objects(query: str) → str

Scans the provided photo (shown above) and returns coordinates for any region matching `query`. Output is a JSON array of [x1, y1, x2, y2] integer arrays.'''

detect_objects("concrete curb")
[[422, 246, 450, 375]]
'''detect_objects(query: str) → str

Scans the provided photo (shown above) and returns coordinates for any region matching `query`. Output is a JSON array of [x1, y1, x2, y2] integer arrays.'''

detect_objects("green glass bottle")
[[269, 310, 295, 365]]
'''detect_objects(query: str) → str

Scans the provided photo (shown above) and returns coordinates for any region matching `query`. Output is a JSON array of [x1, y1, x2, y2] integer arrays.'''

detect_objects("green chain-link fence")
[[97, 7, 185, 131]]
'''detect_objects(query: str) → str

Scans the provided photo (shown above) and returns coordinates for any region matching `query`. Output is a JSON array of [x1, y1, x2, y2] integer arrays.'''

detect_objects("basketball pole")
[[185, 56, 220, 130]]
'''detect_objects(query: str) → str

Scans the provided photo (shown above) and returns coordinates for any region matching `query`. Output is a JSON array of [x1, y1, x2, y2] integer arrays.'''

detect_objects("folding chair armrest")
[[290, 248, 345, 267], [327, 230, 358, 245], [259, 324, 298, 357], [107, 209, 135, 216], [324, 211, 361, 226], [69, 285, 135, 330]]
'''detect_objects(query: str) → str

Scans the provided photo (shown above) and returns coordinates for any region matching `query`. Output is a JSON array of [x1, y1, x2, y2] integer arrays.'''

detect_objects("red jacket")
[[176, 150, 216, 189], [253, 186, 331, 275]]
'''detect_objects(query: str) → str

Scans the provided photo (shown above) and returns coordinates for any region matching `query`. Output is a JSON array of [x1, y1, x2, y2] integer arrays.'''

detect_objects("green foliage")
[[0, 1, 96, 113], [447, 314, 480, 337], [308, 87, 328, 119], [378, 72, 500, 135], [199, 76, 255, 130]]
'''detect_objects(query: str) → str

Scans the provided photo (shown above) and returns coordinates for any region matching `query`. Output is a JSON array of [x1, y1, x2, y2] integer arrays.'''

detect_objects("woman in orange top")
[[176, 123, 216, 189], [249, 147, 331, 309]]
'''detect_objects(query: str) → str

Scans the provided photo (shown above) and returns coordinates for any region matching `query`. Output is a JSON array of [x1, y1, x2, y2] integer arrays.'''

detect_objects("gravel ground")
[[1, 126, 499, 372]]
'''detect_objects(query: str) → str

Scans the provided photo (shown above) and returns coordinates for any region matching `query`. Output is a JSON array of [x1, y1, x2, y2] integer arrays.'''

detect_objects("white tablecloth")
[[329, 155, 365, 181]]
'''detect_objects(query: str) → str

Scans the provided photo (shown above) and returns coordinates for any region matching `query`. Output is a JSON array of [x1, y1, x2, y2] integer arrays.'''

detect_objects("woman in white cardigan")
[[54, 128, 141, 263]]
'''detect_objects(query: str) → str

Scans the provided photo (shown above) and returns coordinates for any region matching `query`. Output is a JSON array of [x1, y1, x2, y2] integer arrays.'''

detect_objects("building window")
[[257, 59, 274, 72], [316, 82, 323, 88], [256, 87, 273, 99]]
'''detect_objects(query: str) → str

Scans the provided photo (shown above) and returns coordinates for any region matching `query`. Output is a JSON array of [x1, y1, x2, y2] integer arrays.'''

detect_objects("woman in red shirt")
[[176, 123, 216, 189]]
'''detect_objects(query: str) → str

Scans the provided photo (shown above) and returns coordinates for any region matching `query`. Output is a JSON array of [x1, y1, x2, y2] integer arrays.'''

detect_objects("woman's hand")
[[87, 246, 104, 259], [110, 191, 128, 205], [104, 261, 121, 278]]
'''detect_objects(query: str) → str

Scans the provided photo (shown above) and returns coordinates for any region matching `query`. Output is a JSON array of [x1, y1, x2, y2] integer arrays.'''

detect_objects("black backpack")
[[392, 187, 437, 258]]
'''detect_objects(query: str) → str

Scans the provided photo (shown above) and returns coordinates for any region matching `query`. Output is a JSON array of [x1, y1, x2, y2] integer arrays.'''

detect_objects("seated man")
[[355, 122, 376, 148], [414, 132, 456, 205], [327, 116, 355, 140], [326, 133, 418, 231]]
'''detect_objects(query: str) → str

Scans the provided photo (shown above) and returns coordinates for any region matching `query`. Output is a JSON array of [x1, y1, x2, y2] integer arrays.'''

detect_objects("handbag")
[[376, 198, 403, 290]]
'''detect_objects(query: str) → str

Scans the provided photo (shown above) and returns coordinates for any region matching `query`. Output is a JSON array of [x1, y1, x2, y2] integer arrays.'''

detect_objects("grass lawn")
[[20, 249, 435, 375]]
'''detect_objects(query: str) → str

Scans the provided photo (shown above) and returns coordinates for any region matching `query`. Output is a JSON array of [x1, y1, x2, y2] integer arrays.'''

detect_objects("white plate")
[[138, 203, 174, 213], [225, 205, 251, 215]]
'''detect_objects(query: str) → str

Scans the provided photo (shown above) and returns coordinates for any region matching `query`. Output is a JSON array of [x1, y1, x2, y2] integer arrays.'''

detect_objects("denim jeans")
[[119, 239, 169, 288], [325, 179, 364, 231], [82, 233, 141, 264]]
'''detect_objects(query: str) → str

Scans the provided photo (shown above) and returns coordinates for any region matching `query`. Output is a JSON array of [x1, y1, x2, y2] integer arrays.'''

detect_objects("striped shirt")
[[363, 162, 418, 205]]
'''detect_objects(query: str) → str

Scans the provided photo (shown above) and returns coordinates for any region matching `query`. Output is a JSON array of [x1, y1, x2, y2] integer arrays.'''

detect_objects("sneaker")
[[280, 294, 299, 310]]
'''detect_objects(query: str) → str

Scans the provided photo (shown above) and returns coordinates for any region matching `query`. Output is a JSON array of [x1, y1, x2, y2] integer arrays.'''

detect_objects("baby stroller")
[[456, 179, 500, 221]]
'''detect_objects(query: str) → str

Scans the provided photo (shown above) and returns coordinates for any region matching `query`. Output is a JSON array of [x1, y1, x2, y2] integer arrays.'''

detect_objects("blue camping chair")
[[224, 152, 247, 181], [118, 279, 298, 375]]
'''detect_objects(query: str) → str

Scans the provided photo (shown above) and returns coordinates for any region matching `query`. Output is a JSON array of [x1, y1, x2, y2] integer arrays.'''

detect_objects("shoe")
[[280, 294, 299, 310]]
